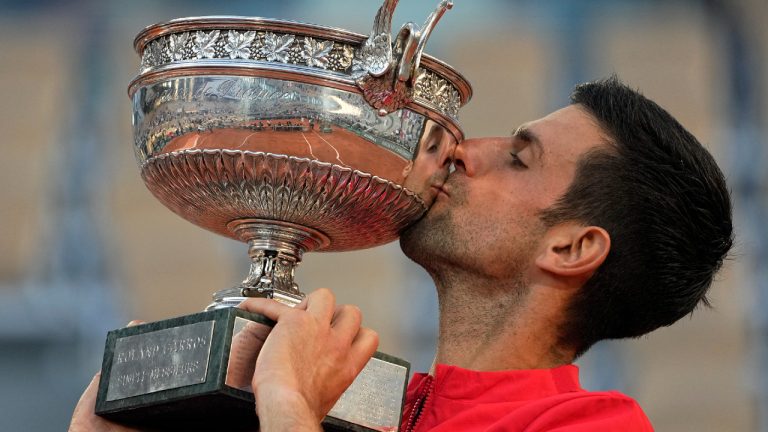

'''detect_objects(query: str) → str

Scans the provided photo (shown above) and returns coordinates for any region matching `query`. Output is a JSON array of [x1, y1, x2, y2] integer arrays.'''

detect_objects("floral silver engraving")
[[301, 37, 334, 69], [149, 39, 166, 66], [137, 25, 464, 120], [260, 32, 294, 63], [193, 30, 220, 59], [225, 30, 257, 59], [169, 32, 190, 61], [140, 44, 151, 70], [333, 45, 355, 70], [414, 70, 461, 117]]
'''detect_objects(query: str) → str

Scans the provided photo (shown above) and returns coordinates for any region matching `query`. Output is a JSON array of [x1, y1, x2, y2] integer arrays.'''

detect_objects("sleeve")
[[521, 393, 654, 432]]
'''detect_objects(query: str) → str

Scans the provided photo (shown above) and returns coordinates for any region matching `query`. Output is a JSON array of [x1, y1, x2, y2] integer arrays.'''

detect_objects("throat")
[[432, 275, 572, 371]]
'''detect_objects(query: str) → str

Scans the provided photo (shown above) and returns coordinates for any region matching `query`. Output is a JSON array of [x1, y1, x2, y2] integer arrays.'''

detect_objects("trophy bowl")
[[96, 1, 471, 430], [129, 4, 471, 307]]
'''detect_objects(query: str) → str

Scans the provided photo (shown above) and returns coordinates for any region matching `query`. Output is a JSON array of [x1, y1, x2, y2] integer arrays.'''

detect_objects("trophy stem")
[[206, 219, 331, 311]]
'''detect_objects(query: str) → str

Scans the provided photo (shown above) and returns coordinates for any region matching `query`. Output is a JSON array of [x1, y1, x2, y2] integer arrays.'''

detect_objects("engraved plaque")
[[327, 357, 409, 431], [105, 321, 215, 401]]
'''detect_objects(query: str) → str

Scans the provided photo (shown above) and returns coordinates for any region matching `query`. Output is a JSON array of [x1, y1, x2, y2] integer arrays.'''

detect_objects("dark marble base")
[[94, 307, 409, 431]]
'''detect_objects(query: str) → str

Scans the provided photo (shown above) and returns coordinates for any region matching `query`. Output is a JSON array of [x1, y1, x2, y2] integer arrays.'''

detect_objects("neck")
[[429, 269, 574, 373]]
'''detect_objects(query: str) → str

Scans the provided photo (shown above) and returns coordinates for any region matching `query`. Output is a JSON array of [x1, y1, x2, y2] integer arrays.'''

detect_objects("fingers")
[[68, 373, 101, 431], [238, 288, 337, 323], [239, 289, 368, 356], [330, 304, 363, 345], [305, 288, 335, 323], [238, 297, 295, 321], [349, 327, 379, 371], [227, 321, 271, 391], [75, 372, 101, 411]]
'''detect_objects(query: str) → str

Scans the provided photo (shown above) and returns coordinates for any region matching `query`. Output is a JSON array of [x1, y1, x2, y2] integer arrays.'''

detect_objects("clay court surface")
[[163, 119, 408, 183]]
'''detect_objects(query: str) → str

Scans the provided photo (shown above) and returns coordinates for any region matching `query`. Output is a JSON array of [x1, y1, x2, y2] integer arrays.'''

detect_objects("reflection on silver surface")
[[112, 1, 469, 426], [130, 1, 470, 312], [133, 76, 426, 164]]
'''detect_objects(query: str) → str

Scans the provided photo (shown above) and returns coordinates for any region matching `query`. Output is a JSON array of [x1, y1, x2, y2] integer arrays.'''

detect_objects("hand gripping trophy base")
[[97, 150, 420, 430], [96, 306, 411, 431]]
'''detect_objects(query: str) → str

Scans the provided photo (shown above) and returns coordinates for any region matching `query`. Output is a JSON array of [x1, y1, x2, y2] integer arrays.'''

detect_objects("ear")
[[535, 223, 611, 280]]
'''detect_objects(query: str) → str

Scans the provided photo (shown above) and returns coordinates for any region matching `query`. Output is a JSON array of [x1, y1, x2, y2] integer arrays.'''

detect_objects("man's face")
[[400, 105, 608, 280], [402, 120, 456, 206]]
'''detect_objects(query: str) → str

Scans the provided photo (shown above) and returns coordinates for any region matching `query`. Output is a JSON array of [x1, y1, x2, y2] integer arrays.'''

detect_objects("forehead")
[[526, 105, 608, 163]]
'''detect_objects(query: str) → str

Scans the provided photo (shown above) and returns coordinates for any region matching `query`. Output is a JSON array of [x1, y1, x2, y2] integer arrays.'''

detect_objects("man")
[[70, 77, 733, 431]]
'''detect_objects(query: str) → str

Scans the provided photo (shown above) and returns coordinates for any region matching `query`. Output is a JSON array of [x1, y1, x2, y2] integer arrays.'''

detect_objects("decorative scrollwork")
[[300, 37, 334, 69], [414, 70, 461, 117], [260, 32, 294, 63], [225, 30, 257, 59], [141, 150, 427, 251], [193, 30, 220, 59], [137, 29, 463, 120]]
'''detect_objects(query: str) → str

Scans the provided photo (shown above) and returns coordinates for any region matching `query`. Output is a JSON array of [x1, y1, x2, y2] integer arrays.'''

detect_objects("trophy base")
[[95, 308, 409, 431]]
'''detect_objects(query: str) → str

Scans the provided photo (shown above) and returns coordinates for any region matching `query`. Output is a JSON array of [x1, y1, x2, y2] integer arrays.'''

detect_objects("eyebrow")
[[512, 125, 544, 162]]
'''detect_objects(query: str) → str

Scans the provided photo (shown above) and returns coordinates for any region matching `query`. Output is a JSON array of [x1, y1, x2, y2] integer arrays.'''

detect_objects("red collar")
[[409, 363, 583, 403]]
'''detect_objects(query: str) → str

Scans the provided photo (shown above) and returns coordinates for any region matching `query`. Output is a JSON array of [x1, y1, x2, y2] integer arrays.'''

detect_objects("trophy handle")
[[359, 0, 399, 77], [206, 219, 330, 310], [395, 0, 453, 84], [356, 0, 454, 115]]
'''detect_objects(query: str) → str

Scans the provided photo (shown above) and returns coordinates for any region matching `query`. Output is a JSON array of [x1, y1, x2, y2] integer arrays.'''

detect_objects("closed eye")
[[510, 152, 528, 169]]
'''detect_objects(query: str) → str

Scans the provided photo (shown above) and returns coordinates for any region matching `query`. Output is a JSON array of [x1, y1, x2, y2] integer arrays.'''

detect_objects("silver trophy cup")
[[95, 1, 471, 430]]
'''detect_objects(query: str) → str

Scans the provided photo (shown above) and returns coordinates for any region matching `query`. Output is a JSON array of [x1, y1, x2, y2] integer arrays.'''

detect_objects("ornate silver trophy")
[[95, 1, 471, 430]]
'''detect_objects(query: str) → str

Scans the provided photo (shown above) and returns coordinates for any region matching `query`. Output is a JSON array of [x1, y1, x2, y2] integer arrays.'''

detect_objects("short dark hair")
[[540, 76, 733, 357]]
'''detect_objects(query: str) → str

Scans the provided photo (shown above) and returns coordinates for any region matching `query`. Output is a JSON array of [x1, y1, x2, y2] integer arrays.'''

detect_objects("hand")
[[69, 321, 145, 432], [238, 288, 379, 431], [226, 319, 272, 391], [68, 373, 141, 432]]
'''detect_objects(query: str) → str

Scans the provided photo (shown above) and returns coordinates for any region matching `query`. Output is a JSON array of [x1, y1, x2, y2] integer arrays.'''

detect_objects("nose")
[[453, 138, 484, 177], [440, 144, 454, 169]]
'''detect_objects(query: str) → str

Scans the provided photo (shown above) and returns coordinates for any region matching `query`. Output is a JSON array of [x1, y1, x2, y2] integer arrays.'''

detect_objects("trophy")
[[95, 0, 471, 430]]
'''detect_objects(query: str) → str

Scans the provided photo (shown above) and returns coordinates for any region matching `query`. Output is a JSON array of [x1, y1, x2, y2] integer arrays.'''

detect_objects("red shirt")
[[400, 364, 654, 431]]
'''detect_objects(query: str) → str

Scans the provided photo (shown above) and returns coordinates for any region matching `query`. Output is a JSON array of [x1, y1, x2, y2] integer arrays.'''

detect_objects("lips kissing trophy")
[[94, 1, 471, 430]]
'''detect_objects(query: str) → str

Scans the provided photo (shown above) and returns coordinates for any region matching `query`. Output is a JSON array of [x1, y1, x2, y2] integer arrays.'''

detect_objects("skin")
[[239, 290, 378, 432], [402, 120, 456, 206], [400, 104, 612, 370], [69, 104, 613, 430], [69, 322, 144, 432]]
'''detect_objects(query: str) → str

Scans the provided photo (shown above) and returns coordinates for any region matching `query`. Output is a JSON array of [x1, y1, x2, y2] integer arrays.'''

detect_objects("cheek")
[[457, 208, 544, 278], [517, 177, 565, 214], [540, 167, 577, 204]]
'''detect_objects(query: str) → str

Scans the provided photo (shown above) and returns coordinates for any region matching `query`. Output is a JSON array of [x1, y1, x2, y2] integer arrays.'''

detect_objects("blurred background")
[[0, 0, 765, 430]]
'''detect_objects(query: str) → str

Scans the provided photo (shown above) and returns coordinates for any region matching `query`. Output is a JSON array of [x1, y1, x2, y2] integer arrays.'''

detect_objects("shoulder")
[[518, 391, 654, 432]]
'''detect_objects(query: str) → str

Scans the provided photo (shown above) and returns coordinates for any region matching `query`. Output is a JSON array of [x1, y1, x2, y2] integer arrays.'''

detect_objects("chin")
[[399, 206, 455, 267], [417, 194, 436, 208]]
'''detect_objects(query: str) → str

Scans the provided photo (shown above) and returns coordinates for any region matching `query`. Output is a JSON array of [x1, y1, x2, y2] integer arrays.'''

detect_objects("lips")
[[431, 184, 449, 198]]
